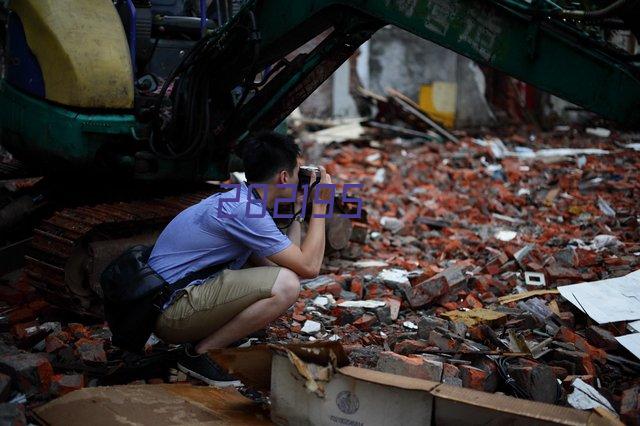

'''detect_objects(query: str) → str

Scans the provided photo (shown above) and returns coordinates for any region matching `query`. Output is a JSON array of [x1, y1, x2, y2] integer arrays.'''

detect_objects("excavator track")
[[25, 190, 213, 318]]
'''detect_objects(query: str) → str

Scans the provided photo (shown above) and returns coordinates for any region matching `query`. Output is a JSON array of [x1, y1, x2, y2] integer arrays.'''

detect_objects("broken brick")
[[376, 351, 442, 382], [373, 305, 392, 325], [459, 365, 488, 391], [353, 314, 377, 331], [350, 222, 369, 244], [393, 339, 432, 355], [507, 364, 558, 403], [556, 326, 606, 363], [0, 352, 53, 396], [428, 330, 461, 351], [68, 323, 90, 339], [51, 374, 85, 396], [408, 275, 449, 308], [417, 316, 448, 340], [75, 338, 107, 364], [331, 307, 365, 326], [349, 277, 364, 299], [463, 293, 483, 309], [585, 325, 619, 350], [364, 282, 393, 300], [442, 363, 462, 387], [553, 348, 597, 376]]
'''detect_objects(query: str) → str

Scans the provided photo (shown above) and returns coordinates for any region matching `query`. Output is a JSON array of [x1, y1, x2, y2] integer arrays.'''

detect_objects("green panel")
[[0, 80, 228, 180], [251, 0, 640, 125], [0, 79, 137, 168]]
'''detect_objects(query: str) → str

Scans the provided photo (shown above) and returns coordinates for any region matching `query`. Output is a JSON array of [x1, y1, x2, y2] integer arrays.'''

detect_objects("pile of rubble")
[[1, 108, 640, 423], [266, 119, 640, 422]]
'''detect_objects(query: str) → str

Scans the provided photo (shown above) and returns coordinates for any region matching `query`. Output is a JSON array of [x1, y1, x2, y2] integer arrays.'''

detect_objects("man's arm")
[[248, 218, 301, 267], [267, 168, 330, 279]]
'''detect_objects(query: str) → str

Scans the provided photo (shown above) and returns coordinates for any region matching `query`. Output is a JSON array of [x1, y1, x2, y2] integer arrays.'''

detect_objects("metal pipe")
[[199, 0, 206, 37], [550, 0, 634, 20], [215, 0, 222, 27]]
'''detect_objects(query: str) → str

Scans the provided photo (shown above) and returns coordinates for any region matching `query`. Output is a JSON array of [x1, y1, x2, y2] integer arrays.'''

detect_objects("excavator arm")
[[243, 0, 640, 131]]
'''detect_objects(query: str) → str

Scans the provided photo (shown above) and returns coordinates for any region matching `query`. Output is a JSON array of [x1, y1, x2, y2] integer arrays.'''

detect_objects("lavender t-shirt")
[[148, 182, 291, 288]]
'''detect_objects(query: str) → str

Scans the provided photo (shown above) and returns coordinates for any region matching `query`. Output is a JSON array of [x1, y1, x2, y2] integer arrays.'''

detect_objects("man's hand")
[[269, 166, 331, 279]]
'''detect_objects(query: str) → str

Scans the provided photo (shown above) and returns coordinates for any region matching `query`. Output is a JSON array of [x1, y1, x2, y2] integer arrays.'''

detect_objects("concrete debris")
[[300, 320, 322, 335]]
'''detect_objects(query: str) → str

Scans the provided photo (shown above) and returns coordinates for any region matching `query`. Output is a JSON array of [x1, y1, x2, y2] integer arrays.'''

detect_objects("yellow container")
[[418, 82, 457, 128]]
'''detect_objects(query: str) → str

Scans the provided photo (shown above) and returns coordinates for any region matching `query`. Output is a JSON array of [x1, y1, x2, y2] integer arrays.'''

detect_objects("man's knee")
[[273, 268, 300, 305]]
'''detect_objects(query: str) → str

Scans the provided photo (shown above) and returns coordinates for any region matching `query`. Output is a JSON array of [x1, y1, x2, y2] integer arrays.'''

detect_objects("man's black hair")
[[241, 131, 301, 183]]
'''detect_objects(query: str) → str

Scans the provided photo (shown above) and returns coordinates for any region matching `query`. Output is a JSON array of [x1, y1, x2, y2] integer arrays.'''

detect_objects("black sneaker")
[[177, 344, 242, 387]]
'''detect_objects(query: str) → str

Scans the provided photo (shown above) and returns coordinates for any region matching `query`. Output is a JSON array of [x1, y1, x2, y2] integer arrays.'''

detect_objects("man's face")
[[268, 157, 303, 207]]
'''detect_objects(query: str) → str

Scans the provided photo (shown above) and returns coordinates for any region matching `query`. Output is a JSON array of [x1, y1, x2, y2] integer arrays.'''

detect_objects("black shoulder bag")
[[100, 245, 229, 353]]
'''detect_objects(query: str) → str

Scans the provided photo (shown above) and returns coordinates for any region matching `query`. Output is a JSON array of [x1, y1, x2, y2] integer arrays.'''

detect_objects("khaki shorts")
[[155, 266, 282, 343]]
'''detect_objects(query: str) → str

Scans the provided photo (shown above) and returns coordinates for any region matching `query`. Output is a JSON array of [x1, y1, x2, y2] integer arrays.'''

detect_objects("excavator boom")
[[237, 0, 640, 136]]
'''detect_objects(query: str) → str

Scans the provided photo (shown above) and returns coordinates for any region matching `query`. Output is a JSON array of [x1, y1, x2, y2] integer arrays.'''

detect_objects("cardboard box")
[[271, 358, 437, 426], [210, 342, 621, 426]]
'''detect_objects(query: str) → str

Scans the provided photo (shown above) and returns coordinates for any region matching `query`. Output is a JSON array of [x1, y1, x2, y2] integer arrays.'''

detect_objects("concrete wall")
[[299, 26, 495, 127]]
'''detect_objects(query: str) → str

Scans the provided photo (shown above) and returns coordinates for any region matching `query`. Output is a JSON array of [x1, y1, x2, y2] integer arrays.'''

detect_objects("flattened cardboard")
[[432, 383, 622, 426], [209, 341, 348, 391], [33, 384, 271, 426]]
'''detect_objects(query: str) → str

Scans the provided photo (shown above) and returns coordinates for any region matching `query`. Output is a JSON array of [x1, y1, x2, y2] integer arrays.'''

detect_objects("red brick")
[[331, 307, 365, 326], [350, 222, 369, 244], [323, 282, 343, 298], [51, 374, 84, 396], [556, 327, 606, 363], [464, 293, 483, 309], [353, 314, 377, 331], [442, 363, 462, 386], [365, 282, 393, 300], [574, 248, 598, 267], [585, 326, 619, 350], [394, 339, 432, 355], [44, 335, 67, 353], [459, 365, 488, 391], [75, 338, 107, 364], [376, 351, 443, 382], [0, 352, 53, 396], [68, 323, 90, 339], [349, 277, 364, 299], [408, 275, 449, 308]]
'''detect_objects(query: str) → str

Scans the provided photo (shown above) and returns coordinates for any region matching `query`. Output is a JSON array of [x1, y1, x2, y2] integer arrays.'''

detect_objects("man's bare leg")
[[194, 268, 300, 354]]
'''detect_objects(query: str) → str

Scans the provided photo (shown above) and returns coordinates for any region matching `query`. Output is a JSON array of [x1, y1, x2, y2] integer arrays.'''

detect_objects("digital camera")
[[298, 166, 321, 191]]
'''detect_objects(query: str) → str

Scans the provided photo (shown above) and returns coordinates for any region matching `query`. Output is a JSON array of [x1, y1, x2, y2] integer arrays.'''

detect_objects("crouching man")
[[148, 131, 331, 386]]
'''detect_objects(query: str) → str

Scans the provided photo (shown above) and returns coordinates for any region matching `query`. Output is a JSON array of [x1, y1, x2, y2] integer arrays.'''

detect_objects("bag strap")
[[152, 259, 232, 310], [170, 260, 232, 291]]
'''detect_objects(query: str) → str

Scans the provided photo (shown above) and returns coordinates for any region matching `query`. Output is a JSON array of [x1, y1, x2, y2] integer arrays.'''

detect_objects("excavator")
[[0, 0, 639, 318]]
